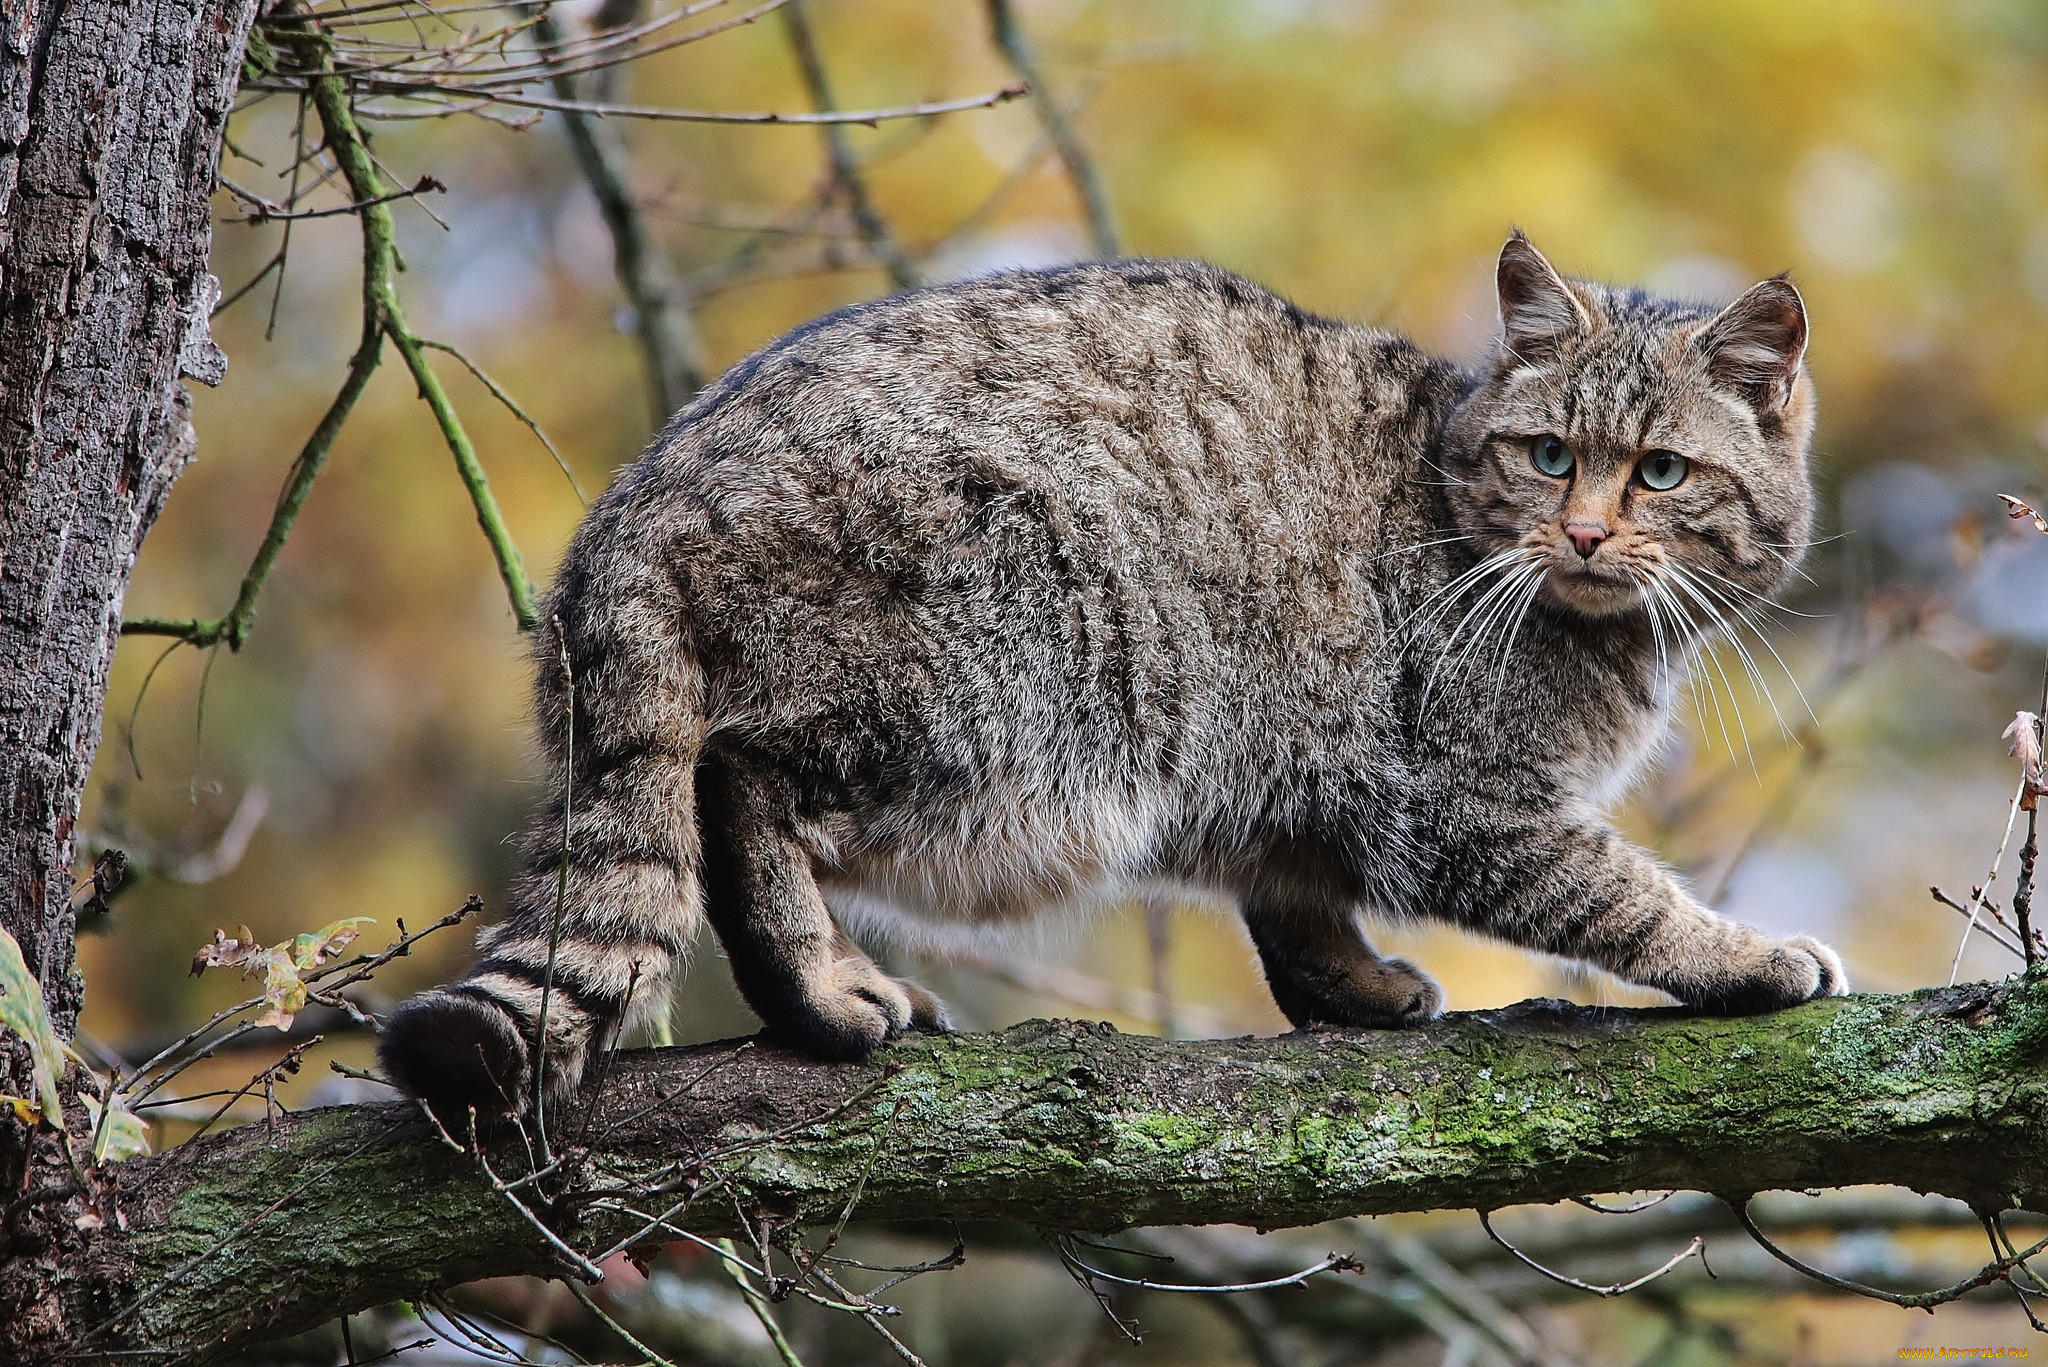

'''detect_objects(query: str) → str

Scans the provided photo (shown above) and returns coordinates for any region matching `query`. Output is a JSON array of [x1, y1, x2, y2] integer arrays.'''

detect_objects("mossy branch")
[[28, 980, 2048, 1363]]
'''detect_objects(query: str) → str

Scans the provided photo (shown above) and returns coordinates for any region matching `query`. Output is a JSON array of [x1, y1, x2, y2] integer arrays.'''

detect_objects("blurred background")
[[78, 0, 2048, 1362]]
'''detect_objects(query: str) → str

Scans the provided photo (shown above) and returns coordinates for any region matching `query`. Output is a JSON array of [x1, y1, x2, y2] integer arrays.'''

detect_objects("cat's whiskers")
[[1648, 568, 1757, 769], [1419, 550, 1546, 711], [1687, 560, 1821, 620], [1642, 571, 1736, 762], [1630, 569, 1677, 703], [1663, 568, 1785, 739], [1485, 562, 1551, 710], [1631, 569, 1703, 727], [1415, 455, 1473, 489], [1667, 561, 1816, 735], [1755, 532, 1846, 588], [1393, 545, 1532, 643], [1367, 532, 1475, 565], [1679, 563, 1826, 723]]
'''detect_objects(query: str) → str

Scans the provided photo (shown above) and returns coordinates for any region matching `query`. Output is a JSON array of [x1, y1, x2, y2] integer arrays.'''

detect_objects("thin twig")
[[984, 0, 1115, 257], [716, 1238, 810, 1367], [1930, 886, 2027, 958], [1570, 1193, 1676, 1215], [473, 1145, 604, 1281], [1951, 779, 2028, 985], [333, 81, 1030, 126], [1478, 1210, 1707, 1297], [1052, 1235, 1363, 1294], [567, 1281, 680, 1366], [780, 0, 914, 289], [1727, 1195, 2048, 1310], [224, 170, 445, 220]]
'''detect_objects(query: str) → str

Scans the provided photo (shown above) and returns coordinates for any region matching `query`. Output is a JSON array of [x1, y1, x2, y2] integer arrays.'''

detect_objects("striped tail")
[[379, 559, 705, 1127]]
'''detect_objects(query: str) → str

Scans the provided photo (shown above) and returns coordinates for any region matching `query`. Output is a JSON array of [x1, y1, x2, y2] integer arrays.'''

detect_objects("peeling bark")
[[29, 980, 2048, 1363]]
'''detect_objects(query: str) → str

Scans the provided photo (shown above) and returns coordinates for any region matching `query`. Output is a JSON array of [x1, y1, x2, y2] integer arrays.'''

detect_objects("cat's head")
[[1441, 232, 1815, 622]]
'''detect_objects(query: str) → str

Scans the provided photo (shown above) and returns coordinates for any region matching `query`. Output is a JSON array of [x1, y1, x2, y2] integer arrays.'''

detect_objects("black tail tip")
[[378, 990, 530, 1132]]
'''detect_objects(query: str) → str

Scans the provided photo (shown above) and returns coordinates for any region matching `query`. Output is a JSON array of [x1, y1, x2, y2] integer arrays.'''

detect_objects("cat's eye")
[[1529, 435, 1574, 478], [1636, 450, 1689, 491]]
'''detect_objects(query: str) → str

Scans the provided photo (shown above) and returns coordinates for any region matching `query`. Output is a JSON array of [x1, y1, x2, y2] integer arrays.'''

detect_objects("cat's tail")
[[378, 562, 704, 1128]]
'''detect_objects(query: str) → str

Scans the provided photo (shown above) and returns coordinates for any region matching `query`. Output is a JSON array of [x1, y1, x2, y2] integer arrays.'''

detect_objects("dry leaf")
[[1998, 494, 2048, 535], [2007, 711, 2046, 811], [191, 925, 262, 977], [192, 917, 374, 1031]]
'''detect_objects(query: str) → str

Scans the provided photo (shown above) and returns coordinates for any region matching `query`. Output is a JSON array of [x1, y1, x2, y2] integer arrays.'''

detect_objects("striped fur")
[[380, 235, 1845, 1125]]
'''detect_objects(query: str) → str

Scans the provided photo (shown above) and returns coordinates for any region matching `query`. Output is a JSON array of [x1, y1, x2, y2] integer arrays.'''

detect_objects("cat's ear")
[[1496, 231, 1589, 361], [1699, 275, 1808, 413]]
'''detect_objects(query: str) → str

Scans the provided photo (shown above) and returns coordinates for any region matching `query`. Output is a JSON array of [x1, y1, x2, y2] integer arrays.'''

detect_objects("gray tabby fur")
[[379, 233, 1845, 1123]]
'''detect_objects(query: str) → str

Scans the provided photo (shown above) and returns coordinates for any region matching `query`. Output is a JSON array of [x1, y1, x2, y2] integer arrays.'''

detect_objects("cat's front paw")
[[1689, 933, 1849, 1014], [767, 957, 951, 1060]]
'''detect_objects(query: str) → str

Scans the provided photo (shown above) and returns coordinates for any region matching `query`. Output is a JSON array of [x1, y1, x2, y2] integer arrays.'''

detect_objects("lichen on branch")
[[28, 978, 2048, 1363]]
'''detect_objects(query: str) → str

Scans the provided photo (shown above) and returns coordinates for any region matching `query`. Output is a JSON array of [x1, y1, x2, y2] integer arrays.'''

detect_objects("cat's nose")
[[1564, 521, 1608, 559]]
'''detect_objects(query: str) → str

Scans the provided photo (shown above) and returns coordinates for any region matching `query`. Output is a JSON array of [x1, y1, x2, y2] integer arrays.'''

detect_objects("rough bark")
[[32, 979, 2048, 1363], [0, 0, 255, 1346], [0, 0, 253, 1041]]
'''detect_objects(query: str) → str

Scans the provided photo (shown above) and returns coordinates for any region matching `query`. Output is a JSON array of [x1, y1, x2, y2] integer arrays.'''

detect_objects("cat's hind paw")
[[766, 956, 951, 1060], [379, 989, 532, 1132]]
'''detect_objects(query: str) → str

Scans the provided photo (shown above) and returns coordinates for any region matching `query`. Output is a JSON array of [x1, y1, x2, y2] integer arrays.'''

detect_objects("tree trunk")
[[0, 0, 253, 1024], [30, 980, 2048, 1363], [0, 0, 255, 1342]]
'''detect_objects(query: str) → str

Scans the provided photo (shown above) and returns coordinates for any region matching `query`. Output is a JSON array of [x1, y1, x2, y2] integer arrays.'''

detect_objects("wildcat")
[[380, 231, 1845, 1124]]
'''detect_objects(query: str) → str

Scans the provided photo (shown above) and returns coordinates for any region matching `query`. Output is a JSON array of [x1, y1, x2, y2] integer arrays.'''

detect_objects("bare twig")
[[1570, 1193, 1676, 1215], [567, 1281, 680, 1367], [1930, 886, 2027, 958], [1950, 779, 2029, 985], [780, 0, 915, 290], [984, 0, 1116, 257], [1726, 1195, 2048, 1313], [1051, 1234, 1363, 1295], [418, 337, 588, 505], [715, 1238, 809, 1367], [341, 81, 1030, 127], [223, 170, 445, 221], [1478, 1209, 1708, 1297]]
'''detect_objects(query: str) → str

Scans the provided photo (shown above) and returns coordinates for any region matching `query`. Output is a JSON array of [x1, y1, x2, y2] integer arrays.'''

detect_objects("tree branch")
[[525, 2, 709, 427], [984, 0, 1116, 258], [25, 979, 2048, 1362]]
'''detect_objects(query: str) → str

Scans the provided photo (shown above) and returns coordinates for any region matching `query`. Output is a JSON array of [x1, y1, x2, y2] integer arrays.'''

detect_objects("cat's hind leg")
[[1243, 899, 1444, 1029], [697, 753, 949, 1058]]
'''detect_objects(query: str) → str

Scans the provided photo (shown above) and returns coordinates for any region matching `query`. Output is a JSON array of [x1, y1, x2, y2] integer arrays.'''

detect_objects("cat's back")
[[565, 261, 1463, 795], [602, 260, 1454, 582]]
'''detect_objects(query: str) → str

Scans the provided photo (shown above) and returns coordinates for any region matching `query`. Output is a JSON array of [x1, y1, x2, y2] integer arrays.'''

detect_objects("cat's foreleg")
[[1242, 898, 1445, 1028], [1430, 811, 1847, 1011], [697, 754, 950, 1057]]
